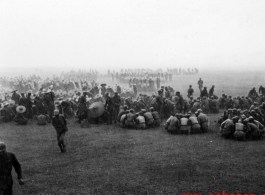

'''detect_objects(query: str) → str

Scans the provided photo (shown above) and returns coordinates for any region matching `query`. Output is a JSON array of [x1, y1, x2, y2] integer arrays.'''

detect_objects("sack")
[[37, 115, 47, 125]]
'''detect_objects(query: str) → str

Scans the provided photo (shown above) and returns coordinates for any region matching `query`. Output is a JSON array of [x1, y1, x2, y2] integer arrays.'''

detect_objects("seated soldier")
[[180, 114, 190, 134], [125, 109, 136, 129], [167, 113, 180, 134], [13, 106, 28, 125], [142, 109, 155, 128], [253, 118, 265, 135], [220, 117, 235, 139], [188, 112, 201, 134], [1, 101, 15, 122], [246, 116, 262, 140], [164, 114, 174, 131], [150, 107, 161, 127], [117, 105, 128, 123], [119, 110, 128, 128], [234, 118, 246, 141], [197, 109, 209, 133], [135, 112, 146, 130]]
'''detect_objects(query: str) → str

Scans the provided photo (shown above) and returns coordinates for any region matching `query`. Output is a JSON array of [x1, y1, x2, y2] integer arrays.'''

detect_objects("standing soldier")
[[52, 109, 68, 153], [11, 90, 20, 105], [187, 85, 194, 98], [0, 142, 25, 194], [112, 92, 121, 123], [197, 78, 203, 93], [105, 93, 114, 124], [156, 77, 161, 90]]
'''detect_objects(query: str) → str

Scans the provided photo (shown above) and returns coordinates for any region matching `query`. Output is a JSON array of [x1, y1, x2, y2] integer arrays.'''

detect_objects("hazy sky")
[[1, 0, 265, 72]]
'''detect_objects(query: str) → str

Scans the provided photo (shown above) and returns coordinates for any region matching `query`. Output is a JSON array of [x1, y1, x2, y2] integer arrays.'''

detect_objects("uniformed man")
[[188, 112, 201, 134], [52, 109, 68, 153], [200, 87, 208, 98], [0, 142, 25, 195], [220, 117, 235, 139], [125, 109, 136, 128], [150, 107, 161, 126], [105, 93, 114, 124], [135, 112, 146, 130], [180, 114, 190, 134], [197, 78, 203, 92], [112, 92, 121, 123], [187, 85, 194, 98], [197, 109, 209, 133], [142, 109, 155, 128]]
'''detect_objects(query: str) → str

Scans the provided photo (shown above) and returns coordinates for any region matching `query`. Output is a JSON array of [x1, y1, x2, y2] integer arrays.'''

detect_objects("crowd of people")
[[107, 69, 173, 92], [167, 68, 199, 75], [0, 75, 265, 156], [217, 87, 265, 141], [1, 72, 265, 194]]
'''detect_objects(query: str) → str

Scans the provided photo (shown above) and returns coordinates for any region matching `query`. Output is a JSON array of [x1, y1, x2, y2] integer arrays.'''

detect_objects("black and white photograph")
[[0, 0, 265, 194]]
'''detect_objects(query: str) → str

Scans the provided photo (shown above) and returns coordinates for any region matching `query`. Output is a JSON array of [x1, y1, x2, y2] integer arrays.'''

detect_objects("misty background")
[[1, 0, 265, 77]]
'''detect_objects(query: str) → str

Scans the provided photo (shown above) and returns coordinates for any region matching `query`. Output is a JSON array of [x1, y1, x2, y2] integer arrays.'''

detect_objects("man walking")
[[52, 109, 68, 153], [0, 142, 25, 195]]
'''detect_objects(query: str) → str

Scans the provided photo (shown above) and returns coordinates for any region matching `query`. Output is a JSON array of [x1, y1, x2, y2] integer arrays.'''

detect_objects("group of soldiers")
[[167, 68, 199, 75], [108, 69, 173, 92], [217, 87, 265, 141]]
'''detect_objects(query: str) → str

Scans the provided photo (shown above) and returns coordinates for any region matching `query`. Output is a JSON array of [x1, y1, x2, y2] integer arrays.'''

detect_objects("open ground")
[[1, 70, 265, 195]]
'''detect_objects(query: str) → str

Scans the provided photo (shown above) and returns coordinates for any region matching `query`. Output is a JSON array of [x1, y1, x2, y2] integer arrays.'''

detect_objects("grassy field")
[[2, 114, 265, 195], [2, 71, 265, 195]]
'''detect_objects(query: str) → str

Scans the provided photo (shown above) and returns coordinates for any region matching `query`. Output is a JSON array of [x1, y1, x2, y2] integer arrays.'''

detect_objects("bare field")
[[2, 71, 265, 195]]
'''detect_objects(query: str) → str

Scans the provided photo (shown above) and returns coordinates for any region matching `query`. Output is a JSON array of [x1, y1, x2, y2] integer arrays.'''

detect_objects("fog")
[[1, 0, 265, 77]]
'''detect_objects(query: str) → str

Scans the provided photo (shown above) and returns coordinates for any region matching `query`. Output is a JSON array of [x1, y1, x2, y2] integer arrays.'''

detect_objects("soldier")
[[11, 90, 20, 105], [180, 114, 190, 134], [117, 105, 128, 123], [166, 113, 180, 134], [156, 90, 163, 118], [112, 92, 121, 123], [234, 118, 247, 140], [52, 109, 68, 153], [0, 142, 25, 195], [220, 117, 235, 139], [156, 77, 161, 89], [197, 109, 209, 133], [209, 85, 215, 98], [135, 112, 146, 130], [200, 87, 208, 98], [100, 84, 107, 96], [125, 109, 136, 128], [197, 78, 203, 93], [105, 93, 114, 124], [248, 87, 258, 101], [188, 112, 201, 134], [187, 85, 194, 98], [150, 107, 161, 126], [259, 85, 265, 96], [1, 102, 15, 122], [142, 109, 155, 128]]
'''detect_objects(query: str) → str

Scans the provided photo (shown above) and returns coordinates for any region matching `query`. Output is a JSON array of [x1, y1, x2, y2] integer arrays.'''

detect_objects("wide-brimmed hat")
[[100, 83, 107, 87], [9, 100, 15, 107], [16, 105, 26, 113], [11, 89, 18, 93], [3, 101, 9, 107], [68, 90, 74, 97]]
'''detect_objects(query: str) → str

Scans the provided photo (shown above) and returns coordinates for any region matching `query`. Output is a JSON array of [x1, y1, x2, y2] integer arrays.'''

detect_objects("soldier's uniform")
[[112, 93, 121, 123]]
